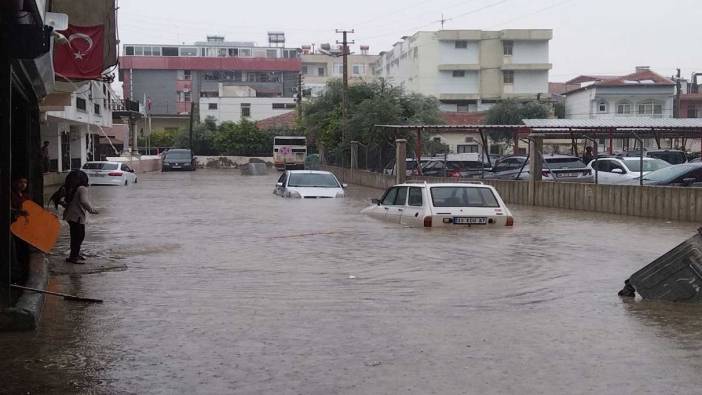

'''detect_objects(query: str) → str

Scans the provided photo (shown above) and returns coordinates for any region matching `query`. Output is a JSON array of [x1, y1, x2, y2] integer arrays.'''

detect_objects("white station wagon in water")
[[362, 182, 514, 228], [274, 170, 346, 198]]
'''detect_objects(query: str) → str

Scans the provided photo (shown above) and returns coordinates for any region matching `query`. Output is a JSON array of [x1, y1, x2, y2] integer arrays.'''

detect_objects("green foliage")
[[139, 128, 179, 148], [554, 102, 566, 119], [213, 119, 273, 156], [301, 79, 442, 152], [485, 99, 551, 142]]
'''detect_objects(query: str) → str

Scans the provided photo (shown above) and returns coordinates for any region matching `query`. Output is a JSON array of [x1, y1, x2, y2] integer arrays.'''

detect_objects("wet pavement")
[[2, 169, 702, 394]]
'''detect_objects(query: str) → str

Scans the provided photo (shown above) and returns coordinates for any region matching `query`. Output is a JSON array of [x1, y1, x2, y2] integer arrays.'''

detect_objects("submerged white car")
[[274, 170, 346, 198], [82, 161, 138, 186], [362, 182, 514, 228]]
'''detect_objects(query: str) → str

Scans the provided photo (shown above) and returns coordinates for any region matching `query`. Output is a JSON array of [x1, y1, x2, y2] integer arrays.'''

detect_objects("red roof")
[[256, 111, 297, 130], [440, 111, 486, 126], [565, 68, 674, 94], [549, 82, 580, 96]]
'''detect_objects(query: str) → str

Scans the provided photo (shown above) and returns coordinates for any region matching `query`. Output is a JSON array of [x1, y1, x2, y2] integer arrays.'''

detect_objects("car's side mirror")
[[342, 183, 348, 188], [276, 182, 283, 187], [683, 177, 696, 186], [371, 198, 380, 205], [611, 168, 624, 174]]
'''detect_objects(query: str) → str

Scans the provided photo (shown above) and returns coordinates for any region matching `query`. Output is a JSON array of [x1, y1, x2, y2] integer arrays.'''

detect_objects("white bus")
[[273, 136, 307, 170]]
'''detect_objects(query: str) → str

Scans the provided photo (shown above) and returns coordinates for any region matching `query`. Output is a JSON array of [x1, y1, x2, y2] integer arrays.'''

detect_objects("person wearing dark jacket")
[[50, 170, 99, 264]]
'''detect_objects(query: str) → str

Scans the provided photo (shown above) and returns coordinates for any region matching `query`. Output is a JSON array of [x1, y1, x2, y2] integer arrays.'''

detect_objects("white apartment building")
[[564, 67, 676, 152], [40, 80, 115, 171], [199, 83, 296, 122], [301, 46, 379, 96], [373, 29, 552, 112]]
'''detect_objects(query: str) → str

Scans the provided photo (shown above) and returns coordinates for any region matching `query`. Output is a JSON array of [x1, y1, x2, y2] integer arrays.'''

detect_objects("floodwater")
[[2, 170, 702, 394]]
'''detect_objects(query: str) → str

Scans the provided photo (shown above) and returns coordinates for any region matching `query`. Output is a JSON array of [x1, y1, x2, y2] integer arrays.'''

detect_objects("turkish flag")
[[54, 24, 105, 80]]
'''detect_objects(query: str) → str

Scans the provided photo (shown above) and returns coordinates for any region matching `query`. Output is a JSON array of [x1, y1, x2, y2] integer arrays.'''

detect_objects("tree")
[[485, 99, 551, 142], [213, 119, 273, 156], [301, 79, 442, 158]]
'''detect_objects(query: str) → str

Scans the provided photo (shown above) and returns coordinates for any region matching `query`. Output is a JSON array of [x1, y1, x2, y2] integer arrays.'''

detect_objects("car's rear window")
[[165, 151, 192, 160], [648, 152, 687, 165], [83, 163, 118, 170], [545, 158, 586, 169], [430, 187, 500, 208], [287, 173, 339, 188]]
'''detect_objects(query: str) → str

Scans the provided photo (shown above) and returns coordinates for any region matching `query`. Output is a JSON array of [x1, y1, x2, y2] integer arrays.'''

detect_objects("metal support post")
[[395, 139, 407, 184], [528, 136, 543, 206], [350, 141, 359, 170]]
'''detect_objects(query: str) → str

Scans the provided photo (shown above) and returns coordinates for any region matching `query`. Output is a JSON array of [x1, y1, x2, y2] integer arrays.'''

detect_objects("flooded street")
[[2, 169, 702, 394]]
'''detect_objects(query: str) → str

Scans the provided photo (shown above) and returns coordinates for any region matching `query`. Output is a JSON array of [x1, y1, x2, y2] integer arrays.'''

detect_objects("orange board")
[[10, 200, 61, 253]]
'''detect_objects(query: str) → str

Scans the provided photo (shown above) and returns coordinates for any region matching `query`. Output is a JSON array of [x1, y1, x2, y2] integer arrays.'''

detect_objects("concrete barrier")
[[194, 156, 274, 168], [323, 165, 702, 223]]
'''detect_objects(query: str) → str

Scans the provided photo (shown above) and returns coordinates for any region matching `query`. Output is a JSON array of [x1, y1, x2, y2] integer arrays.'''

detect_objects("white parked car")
[[587, 157, 670, 184], [274, 170, 346, 198], [362, 182, 514, 228], [82, 161, 138, 186]]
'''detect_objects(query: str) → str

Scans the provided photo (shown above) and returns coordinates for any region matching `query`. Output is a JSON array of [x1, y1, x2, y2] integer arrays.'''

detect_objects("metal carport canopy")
[[522, 118, 702, 139]]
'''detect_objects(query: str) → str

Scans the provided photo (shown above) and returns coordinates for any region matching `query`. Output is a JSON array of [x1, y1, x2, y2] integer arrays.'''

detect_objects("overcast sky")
[[118, 0, 702, 82]]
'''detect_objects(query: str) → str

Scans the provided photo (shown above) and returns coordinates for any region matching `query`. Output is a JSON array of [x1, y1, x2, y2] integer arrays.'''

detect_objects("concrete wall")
[[438, 40, 479, 64], [436, 70, 479, 95], [130, 69, 179, 114], [513, 71, 548, 94], [323, 165, 702, 223], [512, 41, 549, 64], [199, 97, 295, 123], [194, 155, 274, 167]]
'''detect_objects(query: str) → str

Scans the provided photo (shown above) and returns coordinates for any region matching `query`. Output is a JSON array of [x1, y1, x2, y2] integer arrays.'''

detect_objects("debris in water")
[[348, 275, 356, 279], [619, 228, 702, 302], [365, 361, 382, 367]]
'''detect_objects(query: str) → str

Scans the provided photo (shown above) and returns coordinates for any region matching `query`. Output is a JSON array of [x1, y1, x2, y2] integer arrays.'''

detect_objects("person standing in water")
[[51, 170, 99, 264]]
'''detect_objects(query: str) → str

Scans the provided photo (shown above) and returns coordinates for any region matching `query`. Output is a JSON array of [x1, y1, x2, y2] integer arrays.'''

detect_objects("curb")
[[0, 252, 48, 331]]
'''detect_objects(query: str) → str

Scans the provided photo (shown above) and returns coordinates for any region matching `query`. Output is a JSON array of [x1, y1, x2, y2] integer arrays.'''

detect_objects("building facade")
[[301, 47, 379, 96], [40, 80, 116, 171], [199, 83, 296, 122], [119, 34, 301, 130], [372, 29, 552, 112]]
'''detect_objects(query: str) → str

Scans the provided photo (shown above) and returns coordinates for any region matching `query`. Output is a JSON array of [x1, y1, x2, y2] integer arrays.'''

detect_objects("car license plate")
[[453, 217, 487, 225], [93, 173, 105, 177], [557, 172, 578, 177]]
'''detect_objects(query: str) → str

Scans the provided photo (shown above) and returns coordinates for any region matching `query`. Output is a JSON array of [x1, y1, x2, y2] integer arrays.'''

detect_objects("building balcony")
[[501, 63, 552, 71], [119, 56, 301, 72], [438, 64, 480, 71]]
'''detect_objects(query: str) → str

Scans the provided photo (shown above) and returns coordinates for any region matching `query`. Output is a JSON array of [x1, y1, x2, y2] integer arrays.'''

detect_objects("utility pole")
[[674, 68, 681, 118], [297, 72, 303, 119], [188, 101, 195, 151], [336, 29, 354, 144]]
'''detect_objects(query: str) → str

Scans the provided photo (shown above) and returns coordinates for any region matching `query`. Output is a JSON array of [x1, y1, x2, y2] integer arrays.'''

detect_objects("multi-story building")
[[372, 29, 552, 112], [119, 34, 301, 131], [199, 84, 297, 122], [40, 80, 116, 171], [300, 44, 379, 96], [564, 67, 675, 120]]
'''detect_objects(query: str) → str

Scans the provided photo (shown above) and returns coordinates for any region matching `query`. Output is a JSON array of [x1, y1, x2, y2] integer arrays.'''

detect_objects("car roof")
[[397, 182, 494, 189], [84, 161, 121, 165], [286, 170, 334, 175]]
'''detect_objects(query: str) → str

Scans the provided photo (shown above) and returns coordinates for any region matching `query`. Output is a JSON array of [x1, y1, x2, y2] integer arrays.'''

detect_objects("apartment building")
[[40, 80, 116, 171], [199, 84, 297, 122], [301, 44, 379, 96], [119, 33, 301, 130], [372, 29, 552, 112]]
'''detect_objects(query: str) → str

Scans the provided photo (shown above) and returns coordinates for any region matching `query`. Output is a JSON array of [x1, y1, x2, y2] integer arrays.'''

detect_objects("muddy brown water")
[[2, 170, 702, 394]]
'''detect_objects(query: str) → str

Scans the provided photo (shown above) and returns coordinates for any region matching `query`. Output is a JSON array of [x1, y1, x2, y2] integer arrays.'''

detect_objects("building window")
[[124, 46, 134, 55], [503, 40, 514, 56], [183, 70, 192, 80], [638, 100, 663, 115], [208, 103, 218, 110], [452, 70, 466, 78], [301, 65, 308, 75], [134, 46, 143, 56], [616, 102, 631, 115], [272, 103, 286, 109], [162, 47, 178, 56], [239, 48, 252, 57], [333, 63, 344, 75], [688, 107, 699, 118], [598, 100, 608, 113], [457, 103, 470, 112], [266, 49, 278, 58], [228, 48, 239, 57], [184, 91, 191, 102], [179, 47, 198, 56], [241, 103, 251, 118], [503, 70, 514, 84], [151, 47, 161, 56], [455, 40, 468, 49], [283, 49, 298, 59], [94, 103, 101, 115], [457, 144, 479, 154], [352, 64, 366, 75], [318, 67, 325, 76], [76, 97, 87, 111]]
